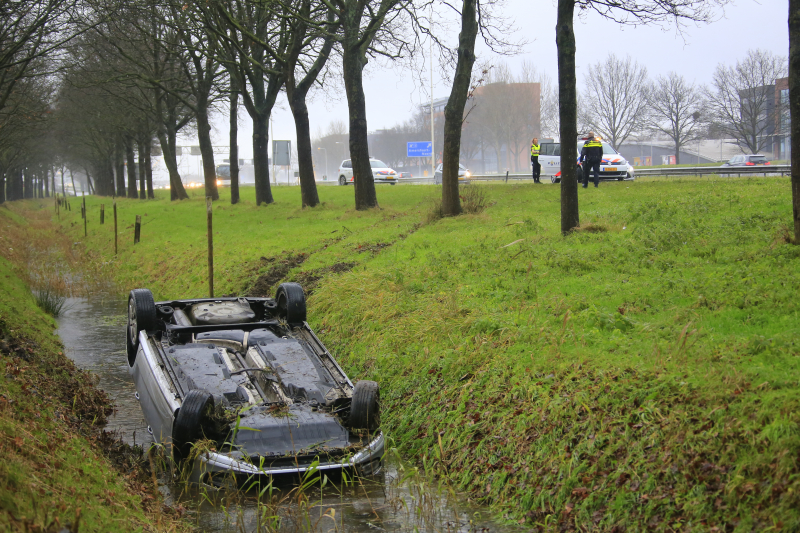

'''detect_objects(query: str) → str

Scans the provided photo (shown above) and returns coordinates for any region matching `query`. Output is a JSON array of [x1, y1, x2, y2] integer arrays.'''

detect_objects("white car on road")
[[539, 140, 634, 183], [338, 159, 398, 186]]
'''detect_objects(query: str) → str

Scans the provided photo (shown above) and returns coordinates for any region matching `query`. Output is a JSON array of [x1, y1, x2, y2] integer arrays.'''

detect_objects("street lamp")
[[317, 147, 328, 180]]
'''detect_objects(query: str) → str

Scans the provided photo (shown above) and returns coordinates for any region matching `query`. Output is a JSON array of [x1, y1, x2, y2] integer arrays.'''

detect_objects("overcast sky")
[[186, 0, 788, 165]]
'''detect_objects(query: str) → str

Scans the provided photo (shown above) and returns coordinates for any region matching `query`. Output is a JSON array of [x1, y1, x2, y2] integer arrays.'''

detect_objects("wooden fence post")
[[134, 215, 141, 244], [100, 204, 104, 224], [113, 202, 118, 255], [83, 197, 87, 237], [207, 197, 214, 298]]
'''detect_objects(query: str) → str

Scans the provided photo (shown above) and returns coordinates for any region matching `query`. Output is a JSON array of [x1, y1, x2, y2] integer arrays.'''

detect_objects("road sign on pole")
[[407, 142, 432, 158]]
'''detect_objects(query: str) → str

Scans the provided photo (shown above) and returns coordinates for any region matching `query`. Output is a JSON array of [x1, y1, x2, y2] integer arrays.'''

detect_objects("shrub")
[[33, 285, 68, 317]]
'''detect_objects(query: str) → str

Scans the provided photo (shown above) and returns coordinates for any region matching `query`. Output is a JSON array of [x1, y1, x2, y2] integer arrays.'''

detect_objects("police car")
[[539, 139, 635, 183]]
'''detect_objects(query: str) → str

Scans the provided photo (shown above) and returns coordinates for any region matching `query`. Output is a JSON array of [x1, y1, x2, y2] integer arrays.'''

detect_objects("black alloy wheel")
[[126, 288, 156, 365], [339, 176, 347, 186]]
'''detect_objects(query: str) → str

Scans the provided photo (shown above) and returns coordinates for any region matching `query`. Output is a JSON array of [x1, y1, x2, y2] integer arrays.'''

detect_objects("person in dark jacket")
[[580, 133, 603, 188], [530, 137, 541, 183]]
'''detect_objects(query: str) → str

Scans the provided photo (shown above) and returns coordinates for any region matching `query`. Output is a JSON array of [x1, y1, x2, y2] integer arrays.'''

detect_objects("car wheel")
[[127, 288, 156, 366], [618, 175, 625, 181], [350, 380, 380, 431], [275, 282, 306, 326], [172, 389, 214, 462], [551, 175, 560, 184], [338, 176, 346, 186]]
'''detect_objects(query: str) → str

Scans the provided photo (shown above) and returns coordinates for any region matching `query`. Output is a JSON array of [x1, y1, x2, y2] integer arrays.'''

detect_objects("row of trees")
[[581, 49, 788, 164], [334, 46, 787, 177]]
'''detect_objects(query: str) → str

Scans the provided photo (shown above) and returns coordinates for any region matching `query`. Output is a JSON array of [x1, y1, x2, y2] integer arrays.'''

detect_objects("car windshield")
[[370, 160, 388, 168]]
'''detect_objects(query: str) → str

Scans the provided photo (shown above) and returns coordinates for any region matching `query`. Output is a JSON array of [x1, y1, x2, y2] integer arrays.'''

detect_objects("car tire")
[[275, 282, 306, 326], [618, 175, 625, 181], [127, 288, 156, 366], [172, 389, 214, 462], [350, 380, 380, 431], [339, 176, 346, 186], [551, 175, 560, 184]]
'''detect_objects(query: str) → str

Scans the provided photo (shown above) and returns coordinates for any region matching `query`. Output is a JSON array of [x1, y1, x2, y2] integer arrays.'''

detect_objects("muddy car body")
[[126, 283, 383, 483]]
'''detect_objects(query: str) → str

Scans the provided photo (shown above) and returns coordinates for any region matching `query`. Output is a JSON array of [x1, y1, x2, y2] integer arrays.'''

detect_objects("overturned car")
[[126, 283, 383, 483]]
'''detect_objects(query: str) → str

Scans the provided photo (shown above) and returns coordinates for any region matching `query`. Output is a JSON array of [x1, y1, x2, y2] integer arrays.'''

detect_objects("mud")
[[290, 262, 356, 295], [245, 253, 308, 297]]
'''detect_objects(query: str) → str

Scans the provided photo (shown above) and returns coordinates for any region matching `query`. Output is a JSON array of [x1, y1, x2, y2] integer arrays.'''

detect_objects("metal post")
[[113, 202, 118, 255], [83, 197, 87, 237], [430, 3, 435, 180], [100, 204, 104, 224], [134, 215, 141, 244], [207, 197, 214, 297]]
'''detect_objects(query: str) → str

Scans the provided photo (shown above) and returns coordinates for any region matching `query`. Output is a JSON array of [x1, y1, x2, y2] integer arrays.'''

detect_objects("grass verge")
[[39, 177, 800, 531], [0, 201, 186, 532]]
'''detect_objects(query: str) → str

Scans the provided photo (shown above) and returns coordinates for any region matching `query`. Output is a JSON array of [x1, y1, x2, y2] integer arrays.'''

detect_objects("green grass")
[[41, 177, 800, 530], [0, 203, 185, 532]]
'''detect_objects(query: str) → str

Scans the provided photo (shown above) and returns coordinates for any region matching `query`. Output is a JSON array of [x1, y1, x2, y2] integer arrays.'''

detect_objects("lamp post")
[[317, 147, 328, 180]]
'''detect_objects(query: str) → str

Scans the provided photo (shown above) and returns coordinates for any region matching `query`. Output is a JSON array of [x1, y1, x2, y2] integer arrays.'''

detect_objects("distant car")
[[338, 159, 398, 186], [399, 172, 413, 179], [215, 164, 231, 186], [433, 163, 471, 184], [722, 154, 770, 167], [540, 140, 634, 183], [126, 285, 384, 482]]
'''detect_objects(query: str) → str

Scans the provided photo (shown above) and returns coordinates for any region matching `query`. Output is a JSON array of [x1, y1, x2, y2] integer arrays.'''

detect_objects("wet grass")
[[32, 176, 800, 530]]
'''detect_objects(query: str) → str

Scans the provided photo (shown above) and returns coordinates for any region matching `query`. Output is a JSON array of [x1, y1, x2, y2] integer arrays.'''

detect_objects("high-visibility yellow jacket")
[[530, 143, 540, 157]]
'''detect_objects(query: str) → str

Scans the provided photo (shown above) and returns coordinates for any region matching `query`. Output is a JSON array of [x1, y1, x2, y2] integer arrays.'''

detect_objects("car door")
[[539, 143, 560, 176]]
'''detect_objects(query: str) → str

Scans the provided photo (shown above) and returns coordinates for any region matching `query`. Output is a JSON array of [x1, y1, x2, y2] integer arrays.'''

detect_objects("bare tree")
[[332, 0, 411, 210], [556, 0, 728, 234], [648, 72, 704, 164], [582, 54, 649, 150], [790, 0, 800, 242], [706, 48, 788, 154]]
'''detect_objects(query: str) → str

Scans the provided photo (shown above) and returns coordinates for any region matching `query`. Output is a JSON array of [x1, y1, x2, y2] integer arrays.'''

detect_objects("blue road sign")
[[407, 141, 432, 158]]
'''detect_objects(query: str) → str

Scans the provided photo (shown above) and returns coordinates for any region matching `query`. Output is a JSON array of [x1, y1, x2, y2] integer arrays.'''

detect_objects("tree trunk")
[[230, 87, 240, 205], [137, 141, 146, 199], [9, 168, 23, 201], [288, 89, 320, 208], [70, 169, 77, 197], [441, 0, 478, 217], [158, 130, 189, 200], [252, 112, 274, 206], [145, 143, 154, 199], [675, 140, 681, 165], [197, 105, 219, 201], [86, 170, 95, 195], [23, 169, 32, 199], [44, 168, 50, 197], [61, 166, 65, 197], [0, 169, 5, 205], [126, 140, 138, 198], [115, 146, 126, 196], [557, 0, 579, 234], [342, 46, 378, 210], [790, 0, 800, 241]]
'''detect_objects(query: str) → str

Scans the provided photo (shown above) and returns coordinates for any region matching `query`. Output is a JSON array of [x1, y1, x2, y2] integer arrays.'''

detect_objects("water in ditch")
[[56, 294, 521, 533]]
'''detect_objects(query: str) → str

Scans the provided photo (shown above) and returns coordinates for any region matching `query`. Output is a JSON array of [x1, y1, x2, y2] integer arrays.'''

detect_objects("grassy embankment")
[[52, 177, 799, 531], [0, 202, 186, 532]]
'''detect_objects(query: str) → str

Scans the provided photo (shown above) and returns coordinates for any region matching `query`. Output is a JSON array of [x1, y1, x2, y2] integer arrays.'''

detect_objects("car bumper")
[[374, 177, 397, 183], [189, 432, 385, 483]]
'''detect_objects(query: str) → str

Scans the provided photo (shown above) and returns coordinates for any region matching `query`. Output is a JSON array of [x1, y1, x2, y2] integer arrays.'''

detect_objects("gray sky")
[[188, 0, 788, 165]]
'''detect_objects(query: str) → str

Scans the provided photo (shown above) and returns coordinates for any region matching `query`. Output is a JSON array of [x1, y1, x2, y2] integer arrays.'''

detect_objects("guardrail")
[[315, 165, 791, 186], [633, 165, 790, 177]]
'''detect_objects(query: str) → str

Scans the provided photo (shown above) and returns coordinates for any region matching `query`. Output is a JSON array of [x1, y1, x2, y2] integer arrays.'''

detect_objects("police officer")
[[580, 132, 603, 188], [530, 137, 541, 183]]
